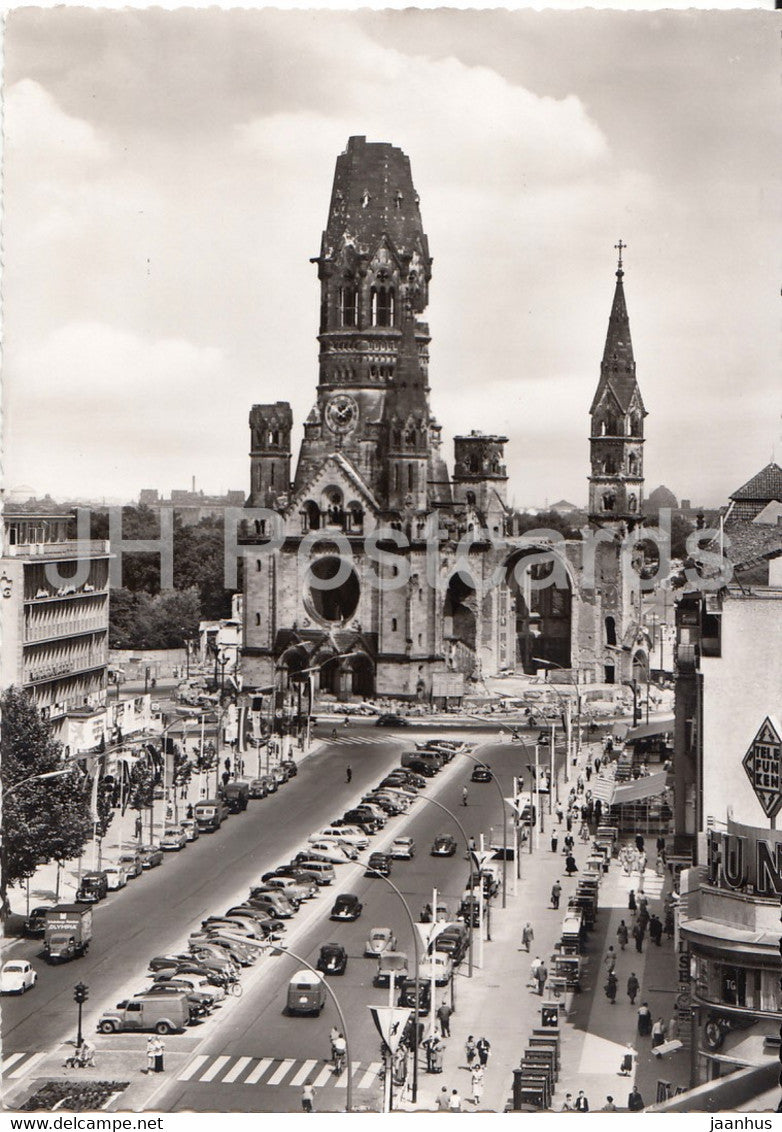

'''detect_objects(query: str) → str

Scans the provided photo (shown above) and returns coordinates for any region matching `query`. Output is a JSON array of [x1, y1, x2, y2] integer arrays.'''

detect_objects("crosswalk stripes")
[[2, 1051, 47, 1079], [326, 735, 396, 746], [177, 1053, 383, 1089]]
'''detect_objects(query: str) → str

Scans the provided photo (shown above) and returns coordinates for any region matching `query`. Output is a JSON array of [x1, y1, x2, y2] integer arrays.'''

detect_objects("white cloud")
[[5, 78, 107, 161]]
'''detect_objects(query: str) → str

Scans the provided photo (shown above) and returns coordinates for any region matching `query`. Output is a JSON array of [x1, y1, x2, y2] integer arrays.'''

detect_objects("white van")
[[293, 858, 336, 885], [317, 826, 369, 850]]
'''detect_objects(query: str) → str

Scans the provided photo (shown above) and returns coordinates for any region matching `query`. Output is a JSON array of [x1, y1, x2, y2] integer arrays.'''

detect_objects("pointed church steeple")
[[588, 243, 647, 527]]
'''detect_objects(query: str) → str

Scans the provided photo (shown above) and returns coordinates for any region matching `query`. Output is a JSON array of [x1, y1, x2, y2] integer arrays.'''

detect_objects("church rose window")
[[305, 556, 360, 624]]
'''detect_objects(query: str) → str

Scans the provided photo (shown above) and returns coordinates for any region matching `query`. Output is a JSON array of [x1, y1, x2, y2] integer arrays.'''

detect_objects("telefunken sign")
[[708, 818, 782, 898], [741, 717, 782, 820]]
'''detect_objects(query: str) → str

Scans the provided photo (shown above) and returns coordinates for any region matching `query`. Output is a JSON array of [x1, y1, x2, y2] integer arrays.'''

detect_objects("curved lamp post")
[[364, 869, 421, 1105], [221, 932, 354, 1112], [384, 789, 475, 979]]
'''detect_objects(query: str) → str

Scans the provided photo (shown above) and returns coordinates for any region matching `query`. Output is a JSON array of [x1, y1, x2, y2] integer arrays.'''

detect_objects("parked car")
[[104, 864, 128, 890], [248, 888, 298, 916], [291, 858, 336, 885], [23, 906, 51, 938], [390, 837, 415, 860], [263, 866, 321, 890], [259, 774, 277, 794], [418, 952, 454, 986], [341, 810, 380, 834], [280, 759, 298, 778], [248, 778, 268, 799], [458, 893, 481, 927], [329, 893, 363, 921], [119, 851, 144, 877], [435, 923, 470, 965], [263, 875, 316, 902], [397, 977, 430, 1014], [399, 758, 437, 778], [366, 852, 392, 877], [316, 942, 348, 976], [225, 906, 286, 936], [303, 841, 352, 864], [310, 837, 358, 860], [0, 960, 37, 994], [375, 714, 409, 727], [364, 927, 397, 957], [316, 825, 369, 850], [160, 826, 188, 851], [270, 766, 286, 788], [470, 763, 493, 783], [180, 819, 199, 842], [76, 871, 109, 902], [139, 845, 164, 869], [431, 835, 458, 857], [377, 951, 409, 988]]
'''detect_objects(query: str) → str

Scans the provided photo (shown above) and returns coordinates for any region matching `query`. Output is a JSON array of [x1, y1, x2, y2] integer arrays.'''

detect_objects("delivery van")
[[222, 781, 250, 814], [286, 970, 326, 1016], [194, 798, 229, 833], [97, 992, 190, 1034]]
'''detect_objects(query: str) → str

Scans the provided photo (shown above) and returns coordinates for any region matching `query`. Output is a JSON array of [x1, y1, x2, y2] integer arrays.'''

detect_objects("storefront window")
[[720, 965, 746, 1006]]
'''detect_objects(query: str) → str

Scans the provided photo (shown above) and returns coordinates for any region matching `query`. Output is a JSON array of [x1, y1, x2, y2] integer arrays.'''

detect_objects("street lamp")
[[444, 745, 508, 909], [219, 932, 354, 1112]]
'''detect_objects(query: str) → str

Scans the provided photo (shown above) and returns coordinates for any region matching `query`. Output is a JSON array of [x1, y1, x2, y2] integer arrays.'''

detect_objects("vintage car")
[[375, 714, 410, 728], [180, 819, 200, 842], [329, 893, 363, 921], [418, 952, 454, 986], [76, 871, 109, 902], [23, 906, 52, 938], [458, 893, 482, 927], [104, 864, 128, 890], [304, 841, 353, 864], [435, 923, 470, 965], [119, 851, 144, 876], [248, 778, 268, 799], [390, 837, 415, 860], [397, 977, 431, 1015], [138, 845, 164, 869], [160, 826, 188, 851], [280, 759, 298, 778], [316, 942, 348, 976], [470, 763, 493, 783], [364, 926, 398, 957], [0, 960, 37, 994], [366, 852, 392, 877], [431, 835, 458, 857]]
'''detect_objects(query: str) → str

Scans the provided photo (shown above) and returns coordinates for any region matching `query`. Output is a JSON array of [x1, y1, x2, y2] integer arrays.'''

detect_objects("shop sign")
[[742, 717, 782, 819], [707, 817, 782, 897]]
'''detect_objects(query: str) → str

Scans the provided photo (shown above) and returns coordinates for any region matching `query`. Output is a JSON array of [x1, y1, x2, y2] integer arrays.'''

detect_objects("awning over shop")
[[679, 917, 780, 957], [609, 770, 668, 805], [624, 716, 675, 743]]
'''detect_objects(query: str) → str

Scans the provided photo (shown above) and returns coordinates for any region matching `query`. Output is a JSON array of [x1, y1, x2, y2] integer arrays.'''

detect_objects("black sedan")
[[376, 714, 409, 728], [23, 906, 50, 938], [366, 852, 392, 877], [316, 942, 348, 976], [431, 835, 458, 857], [330, 893, 363, 921], [470, 763, 493, 783]]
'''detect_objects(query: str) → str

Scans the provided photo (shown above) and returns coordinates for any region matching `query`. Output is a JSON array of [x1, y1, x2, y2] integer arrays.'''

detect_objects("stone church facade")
[[240, 137, 652, 700]]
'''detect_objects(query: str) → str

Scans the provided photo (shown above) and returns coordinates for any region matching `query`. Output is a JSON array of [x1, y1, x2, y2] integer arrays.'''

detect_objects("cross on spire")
[[614, 239, 627, 273]]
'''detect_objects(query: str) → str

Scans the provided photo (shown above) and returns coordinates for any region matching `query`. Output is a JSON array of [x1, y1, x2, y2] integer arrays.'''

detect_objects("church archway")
[[505, 548, 572, 674], [632, 649, 649, 682], [443, 571, 477, 658]]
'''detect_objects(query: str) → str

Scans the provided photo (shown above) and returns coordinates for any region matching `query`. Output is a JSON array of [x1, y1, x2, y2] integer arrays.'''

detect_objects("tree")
[[126, 758, 155, 843], [0, 688, 92, 914]]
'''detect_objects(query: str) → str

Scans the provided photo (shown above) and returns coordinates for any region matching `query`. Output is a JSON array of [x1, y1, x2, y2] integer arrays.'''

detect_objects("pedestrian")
[[627, 972, 640, 1005], [617, 920, 629, 950], [619, 1044, 636, 1076], [144, 1036, 156, 1074], [530, 955, 542, 989], [465, 1035, 477, 1068], [470, 1063, 485, 1106], [153, 1036, 165, 1073], [565, 853, 578, 875], [649, 914, 663, 946], [436, 1000, 452, 1037], [536, 963, 548, 997], [651, 1017, 665, 1048], [628, 889, 637, 913], [595, 754, 603, 773], [635, 833, 645, 853], [602, 1096, 617, 1112], [638, 851, 647, 875], [585, 764, 592, 782], [346, 764, 352, 783], [605, 971, 617, 1004], [521, 922, 534, 952], [628, 1086, 645, 1111], [556, 803, 564, 825], [436, 1086, 450, 1112], [594, 798, 603, 826], [462, 786, 469, 806], [551, 830, 559, 853], [563, 833, 574, 855], [135, 815, 143, 841], [476, 1036, 491, 1066], [604, 946, 616, 975], [551, 880, 562, 909], [574, 1090, 589, 1112], [301, 1083, 315, 1112], [448, 1089, 462, 1112], [637, 1002, 652, 1037], [566, 813, 573, 833], [561, 1094, 574, 1112], [632, 921, 644, 953], [186, 803, 194, 819], [664, 907, 674, 939]]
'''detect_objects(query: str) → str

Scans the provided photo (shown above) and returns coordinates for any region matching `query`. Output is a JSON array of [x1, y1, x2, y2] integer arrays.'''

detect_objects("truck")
[[43, 904, 93, 963], [98, 992, 191, 1034], [221, 780, 250, 814], [194, 797, 229, 833]]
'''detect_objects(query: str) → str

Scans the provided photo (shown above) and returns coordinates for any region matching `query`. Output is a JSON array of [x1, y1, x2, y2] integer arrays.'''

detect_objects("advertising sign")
[[707, 816, 782, 897], [741, 716, 782, 819]]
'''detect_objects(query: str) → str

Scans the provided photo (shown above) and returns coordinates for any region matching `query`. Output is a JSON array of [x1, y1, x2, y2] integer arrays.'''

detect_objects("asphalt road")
[[150, 729, 564, 1112]]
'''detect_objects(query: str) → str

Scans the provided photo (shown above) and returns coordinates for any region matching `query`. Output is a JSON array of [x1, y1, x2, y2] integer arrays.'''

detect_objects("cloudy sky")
[[3, 6, 779, 507]]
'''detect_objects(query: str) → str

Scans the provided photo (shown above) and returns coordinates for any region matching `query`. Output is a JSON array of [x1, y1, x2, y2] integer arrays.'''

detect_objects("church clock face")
[[325, 394, 358, 435]]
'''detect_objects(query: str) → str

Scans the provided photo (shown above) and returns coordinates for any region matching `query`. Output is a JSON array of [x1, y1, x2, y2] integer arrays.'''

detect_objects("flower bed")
[[19, 1080, 129, 1111]]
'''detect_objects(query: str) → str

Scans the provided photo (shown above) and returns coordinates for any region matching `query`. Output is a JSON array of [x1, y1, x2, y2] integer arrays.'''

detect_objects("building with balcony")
[[1, 511, 111, 741], [672, 579, 782, 1085]]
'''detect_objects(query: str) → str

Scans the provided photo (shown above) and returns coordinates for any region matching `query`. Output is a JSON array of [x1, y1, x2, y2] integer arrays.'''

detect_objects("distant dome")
[[645, 485, 678, 512]]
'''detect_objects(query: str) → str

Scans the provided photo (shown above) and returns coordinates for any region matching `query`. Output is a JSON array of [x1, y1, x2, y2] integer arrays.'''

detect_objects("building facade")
[[1, 511, 111, 740], [240, 138, 654, 699]]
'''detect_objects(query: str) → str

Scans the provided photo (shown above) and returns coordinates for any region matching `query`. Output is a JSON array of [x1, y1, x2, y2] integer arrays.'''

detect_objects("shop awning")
[[609, 770, 668, 805], [624, 716, 675, 742]]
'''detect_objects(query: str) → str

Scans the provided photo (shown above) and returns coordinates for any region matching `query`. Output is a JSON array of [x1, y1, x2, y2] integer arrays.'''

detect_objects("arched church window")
[[405, 428, 416, 445], [466, 490, 476, 507], [340, 282, 357, 327], [603, 456, 617, 475], [394, 466, 400, 492], [630, 414, 642, 437], [603, 492, 615, 512], [628, 453, 639, 476], [628, 493, 637, 512], [255, 613, 261, 627], [605, 616, 617, 646], [408, 464, 415, 491], [270, 464, 275, 486], [372, 287, 395, 327], [272, 430, 279, 445], [605, 416, 618, 436], [392, 617, 398, 631], [394, 429, 403, 448]]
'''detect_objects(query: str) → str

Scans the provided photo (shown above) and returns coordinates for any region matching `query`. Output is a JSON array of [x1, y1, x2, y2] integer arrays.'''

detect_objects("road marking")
[[312, 1063, 335, 1087], [199, 1054, 231, 1083], [334, 1066, 350, 1088], [290, 1059, 317, 1086], [177, 1054, 209, 1081], [9, 1052, 46, 1079], [2, 1053, 26, 1072], [222, 1056, 252, 1083], [358, 1062, 381, 1088], [244, 1057, 273, 1084], [267, 1058, 295, 1085]]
